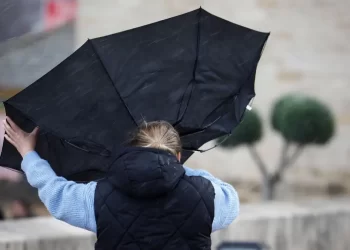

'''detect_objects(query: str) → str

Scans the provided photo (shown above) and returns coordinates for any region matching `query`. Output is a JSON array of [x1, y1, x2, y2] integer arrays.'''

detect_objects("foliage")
[[219, 94, 336, 200], [271, 94, 335, 145], [220, 110, 263, 148]]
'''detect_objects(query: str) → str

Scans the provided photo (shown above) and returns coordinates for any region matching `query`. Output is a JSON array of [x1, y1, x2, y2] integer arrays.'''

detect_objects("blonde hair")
[[129, 121, 182, 156]]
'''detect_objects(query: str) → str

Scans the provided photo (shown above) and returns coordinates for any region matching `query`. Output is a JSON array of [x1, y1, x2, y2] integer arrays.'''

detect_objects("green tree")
[[219, 94, 335, 200]]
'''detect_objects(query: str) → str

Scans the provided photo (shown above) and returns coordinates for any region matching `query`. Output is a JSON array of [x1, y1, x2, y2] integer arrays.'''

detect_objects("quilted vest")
[[94, 147, 215, 250]]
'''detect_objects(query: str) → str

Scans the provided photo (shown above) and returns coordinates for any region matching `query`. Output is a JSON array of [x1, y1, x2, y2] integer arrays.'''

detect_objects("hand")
[[3, 117, 39, 158]]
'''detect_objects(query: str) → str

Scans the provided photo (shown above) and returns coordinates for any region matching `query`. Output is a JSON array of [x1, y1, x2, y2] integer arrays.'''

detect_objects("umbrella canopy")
[[0, 8, 269, 182]]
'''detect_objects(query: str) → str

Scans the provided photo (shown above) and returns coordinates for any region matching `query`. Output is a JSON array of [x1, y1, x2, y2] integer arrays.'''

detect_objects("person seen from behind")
[[3, 117, 239, 250]]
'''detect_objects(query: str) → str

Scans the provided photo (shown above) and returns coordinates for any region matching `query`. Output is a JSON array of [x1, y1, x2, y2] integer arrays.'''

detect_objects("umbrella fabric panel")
[[1, 41, 137, 180], [2, 102, 116, 181], [179, 9, 269, 147], [90, 9, 199, 125], [5, 41, 136, 149]]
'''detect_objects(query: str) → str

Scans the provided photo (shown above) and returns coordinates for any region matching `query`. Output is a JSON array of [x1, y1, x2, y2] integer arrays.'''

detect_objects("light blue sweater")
[[21, 151, 239, 232]]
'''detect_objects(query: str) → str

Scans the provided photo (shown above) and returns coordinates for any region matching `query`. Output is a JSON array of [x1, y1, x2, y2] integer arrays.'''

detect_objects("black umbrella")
[[0, 8, 269, 182]]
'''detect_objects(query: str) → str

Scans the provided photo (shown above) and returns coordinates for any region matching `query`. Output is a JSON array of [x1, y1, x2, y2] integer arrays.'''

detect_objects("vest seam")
[[96, 222, 111, 239], [182, 177, 214, 222], [161, 194, 203, 249], [125, 231, 142, 250], [102, 202, 126, 230], [111, 212, 143, 249]]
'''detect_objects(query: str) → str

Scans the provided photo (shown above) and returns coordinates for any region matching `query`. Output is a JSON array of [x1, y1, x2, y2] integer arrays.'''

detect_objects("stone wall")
[[0, 217, 95, 250], [211, 198, 350, 250], [1, 198, 350, 250]]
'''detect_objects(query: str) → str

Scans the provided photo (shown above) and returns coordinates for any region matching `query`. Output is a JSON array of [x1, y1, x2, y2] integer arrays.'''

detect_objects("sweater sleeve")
[[21, 151, 97, 233], [184, 166, 239, 232]]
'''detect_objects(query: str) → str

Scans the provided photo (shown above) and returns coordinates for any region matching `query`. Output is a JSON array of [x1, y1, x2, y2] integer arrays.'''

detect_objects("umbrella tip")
[[246, 98, 255, 111]]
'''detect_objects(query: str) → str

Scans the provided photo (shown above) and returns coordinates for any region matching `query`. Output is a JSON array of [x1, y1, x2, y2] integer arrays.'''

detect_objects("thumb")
[[31, 126, 40, 136]]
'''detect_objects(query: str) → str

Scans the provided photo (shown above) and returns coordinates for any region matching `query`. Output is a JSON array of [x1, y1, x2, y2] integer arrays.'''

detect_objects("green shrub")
[[271, 94, 334, 144], [220, 110, 263, 148]]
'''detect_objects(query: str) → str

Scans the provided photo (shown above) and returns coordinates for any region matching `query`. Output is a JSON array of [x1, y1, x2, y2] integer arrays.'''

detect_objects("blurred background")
[[0, 0, 349, 249]]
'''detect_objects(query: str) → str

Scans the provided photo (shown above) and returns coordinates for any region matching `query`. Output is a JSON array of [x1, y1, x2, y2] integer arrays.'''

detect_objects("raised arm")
[[21, 151, 97, 232], [184, 166, 239, 232], [3, 117, 97, 232]]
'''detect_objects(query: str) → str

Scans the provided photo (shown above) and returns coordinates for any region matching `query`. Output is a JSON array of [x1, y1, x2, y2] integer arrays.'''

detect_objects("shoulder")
[[182, 175, 215, 217], [183, 175, 214, 195]]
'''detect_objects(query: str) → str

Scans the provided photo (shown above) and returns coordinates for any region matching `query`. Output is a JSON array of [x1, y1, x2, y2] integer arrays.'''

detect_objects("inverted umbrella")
[[0, 8, 269, 182]]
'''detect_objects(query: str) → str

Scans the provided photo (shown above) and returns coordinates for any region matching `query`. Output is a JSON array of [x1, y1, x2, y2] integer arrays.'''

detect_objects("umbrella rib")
[[192, 9, 201, 79], [175, 9, 202, 125], [199, 33, 270, 131], [88, 39, 139, 127]]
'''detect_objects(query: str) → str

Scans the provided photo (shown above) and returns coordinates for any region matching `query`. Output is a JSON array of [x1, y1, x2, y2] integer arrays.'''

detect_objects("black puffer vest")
[[94, 147, 215, 250]]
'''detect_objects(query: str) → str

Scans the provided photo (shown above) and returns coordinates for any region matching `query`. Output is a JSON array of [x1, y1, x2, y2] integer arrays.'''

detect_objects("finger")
[[3, 120, 18, 139], [4, 134, 18, 148], [6, 116, 21, 132], [3, 128, 18, 146], [3, 120, 18, 136]]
